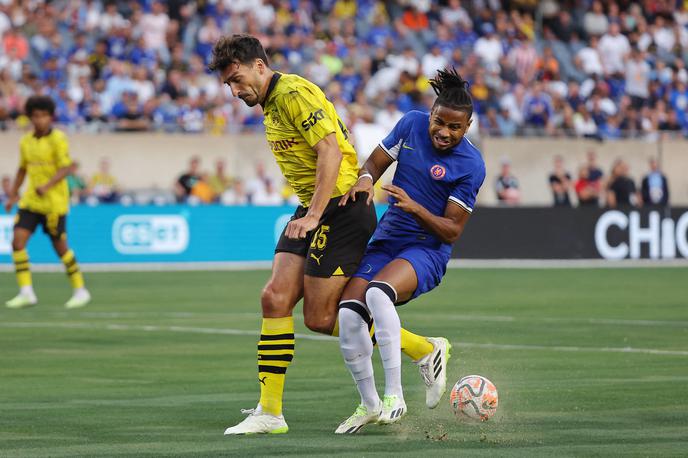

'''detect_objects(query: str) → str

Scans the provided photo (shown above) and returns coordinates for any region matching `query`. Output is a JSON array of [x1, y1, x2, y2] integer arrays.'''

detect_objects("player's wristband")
[[358, 173, 373, 182]]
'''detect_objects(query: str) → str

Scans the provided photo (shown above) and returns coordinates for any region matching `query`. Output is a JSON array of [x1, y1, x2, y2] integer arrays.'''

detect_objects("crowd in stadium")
[[0, 0, 687, 139]]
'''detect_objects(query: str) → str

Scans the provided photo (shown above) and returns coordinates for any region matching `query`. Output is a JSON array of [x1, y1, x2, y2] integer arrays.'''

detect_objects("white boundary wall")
[[1, 131, 686, 205]]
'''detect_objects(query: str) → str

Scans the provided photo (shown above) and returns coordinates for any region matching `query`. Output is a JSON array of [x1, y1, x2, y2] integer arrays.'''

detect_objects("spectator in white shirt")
[[583, 0, 608, 37], [141, 1, 170, 65], [421, 44, 448, 79], [599, 23, 630, 76], [474, 22, 503, 72], [576, 35, 604, 76], [440, 0, 471, 28], [252, 179, 284, 206], [374, 99, 403, 132], [625, 48, 650, 108], [573, 105, 598, 138]]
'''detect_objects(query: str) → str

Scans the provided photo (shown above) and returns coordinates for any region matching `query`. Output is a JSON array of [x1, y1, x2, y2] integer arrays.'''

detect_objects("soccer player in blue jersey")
[[334, 68, 486, 434]]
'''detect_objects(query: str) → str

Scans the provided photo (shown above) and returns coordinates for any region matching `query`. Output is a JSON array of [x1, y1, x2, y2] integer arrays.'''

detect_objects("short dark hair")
[[429, 68, 473, 118], [25, 95, 56, 117], [208, 34, 269, 72]]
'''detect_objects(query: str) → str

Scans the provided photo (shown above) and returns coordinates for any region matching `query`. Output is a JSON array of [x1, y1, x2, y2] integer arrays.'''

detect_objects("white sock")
[[20, 285, 35, 297], [338, 306, 380, 409], [366, 285, 403, 399]]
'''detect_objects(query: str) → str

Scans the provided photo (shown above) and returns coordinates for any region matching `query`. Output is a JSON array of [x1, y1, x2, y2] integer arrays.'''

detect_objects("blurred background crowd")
[[0, 0, 686, 139], [0, 0, 681, 208]]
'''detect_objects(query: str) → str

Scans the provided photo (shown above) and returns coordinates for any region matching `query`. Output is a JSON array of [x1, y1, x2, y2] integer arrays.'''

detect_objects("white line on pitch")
[[401, 313, 688, 327], [6, 311, 687, 328], [1, 322, 687, 356]]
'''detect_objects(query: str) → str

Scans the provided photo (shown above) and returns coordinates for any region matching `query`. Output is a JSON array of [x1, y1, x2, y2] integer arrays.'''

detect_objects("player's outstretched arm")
[[339, 146, 394, 206], [4, 167, 26, 212], [383, 184, 470, 244]]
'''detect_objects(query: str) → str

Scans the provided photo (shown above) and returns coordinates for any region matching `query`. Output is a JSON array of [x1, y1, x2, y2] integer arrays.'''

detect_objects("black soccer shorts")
[[275, 194, 377, 277], [14, 209, 67, 240]]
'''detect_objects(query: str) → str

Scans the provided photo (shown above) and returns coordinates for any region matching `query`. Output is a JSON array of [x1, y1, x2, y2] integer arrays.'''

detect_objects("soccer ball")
[[450, 375, 498, 421]]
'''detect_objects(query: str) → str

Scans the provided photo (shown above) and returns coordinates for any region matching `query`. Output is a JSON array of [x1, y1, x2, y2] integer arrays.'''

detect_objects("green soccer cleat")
[[377, 395, 407, 425], [65, 289, 91, 309], [6, 292, 37, 309], [335, 401, 382, 434]]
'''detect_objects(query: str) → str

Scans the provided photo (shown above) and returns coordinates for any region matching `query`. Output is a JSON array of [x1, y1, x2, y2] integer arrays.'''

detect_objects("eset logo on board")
[[112, 215, 189, 254], [0, 216, 13, 254]]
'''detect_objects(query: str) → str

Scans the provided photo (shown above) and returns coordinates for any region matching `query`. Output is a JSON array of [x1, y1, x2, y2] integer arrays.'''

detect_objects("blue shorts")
[[353, 238, 450, 303]]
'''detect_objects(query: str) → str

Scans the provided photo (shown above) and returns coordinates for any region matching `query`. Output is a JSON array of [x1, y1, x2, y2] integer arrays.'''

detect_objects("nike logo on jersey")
[[402, 143, 414, 150], [310, 253, 323, 265]]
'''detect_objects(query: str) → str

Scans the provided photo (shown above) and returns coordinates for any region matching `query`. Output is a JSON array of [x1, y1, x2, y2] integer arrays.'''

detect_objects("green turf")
[[1, 268, 687, 457]]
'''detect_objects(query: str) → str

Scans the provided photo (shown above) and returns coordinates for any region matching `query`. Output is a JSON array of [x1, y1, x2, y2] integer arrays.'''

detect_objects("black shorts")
[[275, 194, 377, 277], [15, 209, 67, 240]]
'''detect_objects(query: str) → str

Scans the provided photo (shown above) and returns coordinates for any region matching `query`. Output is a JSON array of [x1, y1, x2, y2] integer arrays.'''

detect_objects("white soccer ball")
[[450, 375, 498, 421]]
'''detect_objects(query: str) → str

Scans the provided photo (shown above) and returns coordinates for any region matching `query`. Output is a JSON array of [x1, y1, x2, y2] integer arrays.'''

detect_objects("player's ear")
[[255, 58, 265, 74], [465, 116, 473, 131]]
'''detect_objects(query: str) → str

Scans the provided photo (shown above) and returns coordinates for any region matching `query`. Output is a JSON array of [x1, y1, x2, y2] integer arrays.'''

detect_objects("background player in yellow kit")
[[4, 95, 91, 309]]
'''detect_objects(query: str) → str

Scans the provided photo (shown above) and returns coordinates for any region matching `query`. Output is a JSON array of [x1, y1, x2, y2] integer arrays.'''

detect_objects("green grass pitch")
[[1, 268, 687, 457]]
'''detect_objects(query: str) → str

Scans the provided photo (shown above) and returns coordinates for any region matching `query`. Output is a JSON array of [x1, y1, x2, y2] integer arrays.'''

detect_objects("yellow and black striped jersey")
[[262, 73, 359, 207], [18, 129, 72, 215]]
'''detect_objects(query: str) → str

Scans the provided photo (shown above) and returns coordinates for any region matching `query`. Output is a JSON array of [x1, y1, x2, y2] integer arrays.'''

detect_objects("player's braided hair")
[[208, 34, 270, 72], [25, 95, 56, 116], [429, 68, 473, 118]]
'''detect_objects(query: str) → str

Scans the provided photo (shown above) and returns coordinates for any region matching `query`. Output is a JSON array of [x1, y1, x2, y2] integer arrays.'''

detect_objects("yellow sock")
[[258, 316, 295, 416], [401, 328, 434, 361], [330, 318, 339, 337], [61, 250, 84, 289], [13, 249, 32, 287]]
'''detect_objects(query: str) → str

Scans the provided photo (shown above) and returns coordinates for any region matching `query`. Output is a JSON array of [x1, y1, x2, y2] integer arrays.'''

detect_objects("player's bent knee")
[[12, 239, 27, 251], [303, 312, 336, 335], [260, 284, 293, 316], [337, 307, 365, 337], [339, 300, 371, 327]]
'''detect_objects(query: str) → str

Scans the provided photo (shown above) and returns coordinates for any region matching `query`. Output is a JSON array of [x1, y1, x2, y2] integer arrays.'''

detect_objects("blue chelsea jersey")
[[375, 110, 486, 253]]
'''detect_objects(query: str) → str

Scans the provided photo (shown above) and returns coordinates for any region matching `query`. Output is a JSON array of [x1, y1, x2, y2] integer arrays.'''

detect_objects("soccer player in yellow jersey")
[[4, 96, 91, 309], [210, 35, 449, 435]]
